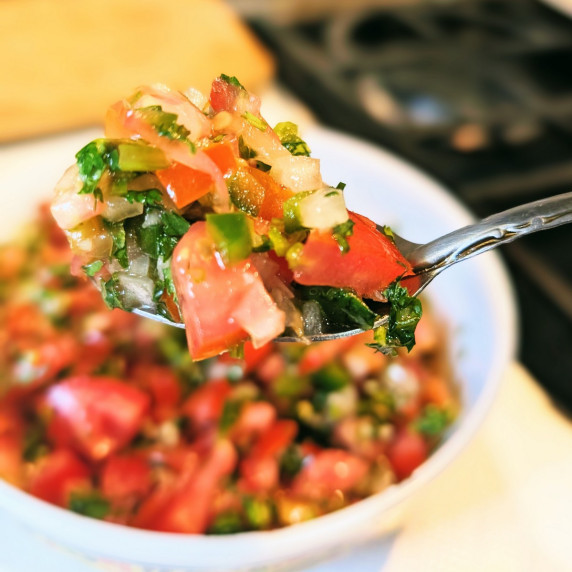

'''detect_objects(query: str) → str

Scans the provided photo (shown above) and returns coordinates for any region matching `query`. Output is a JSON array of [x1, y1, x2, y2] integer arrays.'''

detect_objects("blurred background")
[[1, 0, 571, 404]]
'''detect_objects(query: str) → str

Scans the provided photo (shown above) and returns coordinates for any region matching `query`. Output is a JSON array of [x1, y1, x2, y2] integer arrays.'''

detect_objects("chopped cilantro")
[[22, 424, 49, 462], [297, 285, 377, 331], [82, 260, 104, 277], [238, 136, 257, 160], [414, 405, 452, 437], [368, 281, 422, 353], [135, 105, 192, 145], [311, 362, 350, 392], [279, 445, 303, 480], [242, 111, 267, 132], [332, 219, 355, 254], [101, 275, 125, 310], [75, 139, 121, 198], [69, 492, 110, 520], [208, 511, 243, 534], [274, 122, 311, 157], [255, 161, 272, 172], [162, 211, 191, 236], [104, 220, 128, 268], [219, 399, 242, 432], [124, 189, 163, 206], [336, 181, 346, 190], [220, 74, 245, 89]]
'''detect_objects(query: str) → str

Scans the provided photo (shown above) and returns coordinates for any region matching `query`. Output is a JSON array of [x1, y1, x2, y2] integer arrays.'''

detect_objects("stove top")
[[249, 0, 572, 409]]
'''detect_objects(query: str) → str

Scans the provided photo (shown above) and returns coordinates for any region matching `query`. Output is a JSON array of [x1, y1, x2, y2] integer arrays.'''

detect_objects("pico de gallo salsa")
[[0, 205, 458, 533], [50, 76, 420, 361]]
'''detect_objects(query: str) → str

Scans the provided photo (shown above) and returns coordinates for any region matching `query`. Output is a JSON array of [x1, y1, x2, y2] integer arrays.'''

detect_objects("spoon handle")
[[408, 192, 572, 273]]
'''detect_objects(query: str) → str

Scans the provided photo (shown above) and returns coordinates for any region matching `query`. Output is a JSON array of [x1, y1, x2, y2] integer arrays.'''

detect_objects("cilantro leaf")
[[332, 219, 355, 254], [135, 105, 193, 146], [82, 260, 104, 277], [414, 405, 452, 437], [368, 282, 422, 353], [296, 285, 378, 331], [238, 136, 257, 160], [220, 74, 245, 89], [124, 189, 163, 206], [75, 139, 117, 197], [69, 492, 110, 520], [242, 111, 267, 132]]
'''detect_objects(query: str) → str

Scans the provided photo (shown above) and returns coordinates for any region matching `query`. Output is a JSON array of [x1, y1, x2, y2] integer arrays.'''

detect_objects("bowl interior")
[[0, 126, 518, 570]]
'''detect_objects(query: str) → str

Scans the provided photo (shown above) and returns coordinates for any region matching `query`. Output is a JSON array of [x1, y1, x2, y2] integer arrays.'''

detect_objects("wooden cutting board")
[[0, 0, 274, 142]]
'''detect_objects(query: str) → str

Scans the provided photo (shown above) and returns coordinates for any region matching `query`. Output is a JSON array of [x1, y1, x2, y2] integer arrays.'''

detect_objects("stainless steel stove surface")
[[248, 0, 572, 409]]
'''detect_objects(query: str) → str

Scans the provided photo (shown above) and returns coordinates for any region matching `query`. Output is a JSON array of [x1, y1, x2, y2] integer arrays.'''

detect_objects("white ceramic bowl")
[[0, 126, 518, 572]]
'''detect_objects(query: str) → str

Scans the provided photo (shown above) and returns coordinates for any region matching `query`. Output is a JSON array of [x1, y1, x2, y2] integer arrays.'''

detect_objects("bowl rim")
[[0, 125, 518, 568]]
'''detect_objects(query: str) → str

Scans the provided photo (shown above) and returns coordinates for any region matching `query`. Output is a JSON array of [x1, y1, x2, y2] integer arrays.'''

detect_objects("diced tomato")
[[0, 435, 23, 486], [101, 455, 152, 501], [229, 401, 276, 446], [292, 212, 413, 301], [255, 352, 287, 385], [203, 142, 237, 177], [250, 420, 297, 459], [210, 78, 242, 112], [44, 376, 150, 461], [28, 449, 91, 507], [146, 439, 237, 533], [156, 162, 214, 209], [181, 379, 232, 430], [134, 365, 182, 422], [247, 166, 294, 220], [239, 420, 297, 492], [386, 429, 428, 480], [171, 222, 285, 360], [242, 341, 273, 374], [291, 449, 369, 499]]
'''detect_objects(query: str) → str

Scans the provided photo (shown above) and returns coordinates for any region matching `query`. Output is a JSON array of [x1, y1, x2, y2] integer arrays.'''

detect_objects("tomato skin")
[[292, 212, 413, 301], [44, 376, 150, 461], [181, 379, 232, 430], [172, 223, 285, 360], [229, 401, 276, 446], [386, 429, 428, 480], [28, 449, 91, 507], [292, 449, 369, 499], [101, 455, 152, 501]]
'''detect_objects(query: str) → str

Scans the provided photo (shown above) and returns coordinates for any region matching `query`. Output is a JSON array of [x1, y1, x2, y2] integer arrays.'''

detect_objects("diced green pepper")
[[116, 142, 170, 172], [282, 190, 313, 233], [69, 492, 110, 520], [206, 212, 252, 265], [244, 497, 274, 530], [208, 511, 244, 534]]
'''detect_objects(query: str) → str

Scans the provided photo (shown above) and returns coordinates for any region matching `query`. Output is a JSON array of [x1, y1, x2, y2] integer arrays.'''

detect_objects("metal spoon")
[[129, 192, 572, 342]]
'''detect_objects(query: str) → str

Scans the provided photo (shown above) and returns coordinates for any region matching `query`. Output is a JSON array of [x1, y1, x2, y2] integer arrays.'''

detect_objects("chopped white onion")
[[302, 301, 323, 336], [102, 196, 144, 222], [297, 187, 349, 230], [129, 255, 150, 277], [270, 155, 322, 193], [117, 272, 155, 308]]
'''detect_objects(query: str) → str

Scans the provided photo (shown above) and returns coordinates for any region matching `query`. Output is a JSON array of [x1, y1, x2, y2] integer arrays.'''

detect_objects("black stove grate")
[[250, 0, 572, 410]]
